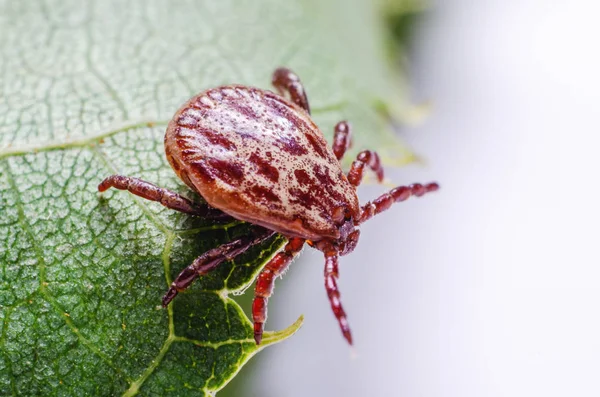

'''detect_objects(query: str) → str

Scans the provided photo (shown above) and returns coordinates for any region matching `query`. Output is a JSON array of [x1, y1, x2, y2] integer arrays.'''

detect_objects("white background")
[[248, 1, 600, 396]]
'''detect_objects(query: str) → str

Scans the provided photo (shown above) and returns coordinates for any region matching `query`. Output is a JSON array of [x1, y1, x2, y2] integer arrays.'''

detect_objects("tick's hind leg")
[[162, 227, 276, 306], [347, 150, 384, 186], [98, 175, 232, 220], [357, 182, 439, 224], [252, 237, 305, 344], [332, 121, 353, 161], [272, 67, 310, 114]]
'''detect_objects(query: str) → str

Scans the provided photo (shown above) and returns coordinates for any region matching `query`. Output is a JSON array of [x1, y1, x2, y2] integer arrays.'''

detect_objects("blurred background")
[[229, 1, 600, 396]]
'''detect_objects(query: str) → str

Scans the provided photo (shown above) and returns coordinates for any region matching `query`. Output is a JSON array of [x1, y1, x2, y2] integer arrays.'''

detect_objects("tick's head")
[[330, 205, 360, 255]]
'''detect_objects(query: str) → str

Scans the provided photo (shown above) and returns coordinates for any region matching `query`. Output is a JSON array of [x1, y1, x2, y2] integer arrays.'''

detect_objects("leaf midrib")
[[0, 119, 169, 160]]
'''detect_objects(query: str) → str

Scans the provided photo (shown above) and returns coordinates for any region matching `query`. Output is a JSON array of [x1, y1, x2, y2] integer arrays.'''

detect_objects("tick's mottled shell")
[[164, 85, 359, 241]]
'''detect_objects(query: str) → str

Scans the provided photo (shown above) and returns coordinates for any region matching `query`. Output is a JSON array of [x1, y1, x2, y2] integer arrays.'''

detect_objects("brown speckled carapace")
[[164, 85, 358, 241], [98, 67, 439, 345]]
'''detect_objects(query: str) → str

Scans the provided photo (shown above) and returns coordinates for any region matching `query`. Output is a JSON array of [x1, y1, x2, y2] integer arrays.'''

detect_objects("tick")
[[98, 68, 439, 345]]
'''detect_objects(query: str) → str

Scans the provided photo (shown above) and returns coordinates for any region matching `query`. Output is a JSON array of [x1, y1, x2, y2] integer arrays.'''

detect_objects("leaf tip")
[[260, 314, 304, 346]]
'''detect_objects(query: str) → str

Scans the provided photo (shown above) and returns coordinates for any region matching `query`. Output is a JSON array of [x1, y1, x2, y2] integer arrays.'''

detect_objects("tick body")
[[164, 84, 358, 241], [99, 68, 439, 345]]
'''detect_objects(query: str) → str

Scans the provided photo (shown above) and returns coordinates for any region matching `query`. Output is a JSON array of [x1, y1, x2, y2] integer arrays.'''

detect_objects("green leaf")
[[0, 0, 417, 395]]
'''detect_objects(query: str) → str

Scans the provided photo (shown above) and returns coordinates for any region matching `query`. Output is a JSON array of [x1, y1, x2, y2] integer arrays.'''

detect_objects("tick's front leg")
[[98, 175, 232, 220], [357, 182, 439, 224], [321, 244, 353, 345], [272, 67, 311, 114], [252, 237, 305, 344]]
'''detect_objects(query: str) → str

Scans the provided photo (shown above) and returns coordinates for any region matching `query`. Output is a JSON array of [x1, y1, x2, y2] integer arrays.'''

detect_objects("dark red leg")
[[357, 182, 439, 224], [163, 227, 276, 306], [252, 237, 305, 344], [320, 243, 352, 345], [272, 67, 310, 114], [98, 175, 232, 220], [347, 150, 384, 186], [332, 121, 353, 161]]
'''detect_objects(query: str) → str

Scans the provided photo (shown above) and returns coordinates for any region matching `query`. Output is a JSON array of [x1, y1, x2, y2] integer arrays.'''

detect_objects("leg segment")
[[162, 227, 276, 306], [323, 246, 353, 345], [272, 67, 311, 114], [357, 182, 439, 224], [98, 175, 232, 220], [252, 237, 305, 344], [332, 121, 353, 161], [347, 150, 384, 186]]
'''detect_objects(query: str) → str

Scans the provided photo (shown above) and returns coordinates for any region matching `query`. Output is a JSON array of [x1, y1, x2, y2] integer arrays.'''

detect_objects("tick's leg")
[[357, 182, 439, 224], [162, 227, 276, 306], [323, 247, 352, 345], [98, 175, 232, 220], [252, 237, 305, 344], [272, 67, 310, 114], [332, 121, 353, 161], [347, 150, 384, 186]]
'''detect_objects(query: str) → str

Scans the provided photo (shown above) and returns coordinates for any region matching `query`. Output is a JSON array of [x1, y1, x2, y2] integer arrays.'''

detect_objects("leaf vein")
[[2, 160, 128, 383], [122, 335, 175, 397], [84, 4, 129, 120], [122, 221, 177, 396], [0, 305, 18, 397], [0, 119, 169, 159]]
